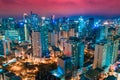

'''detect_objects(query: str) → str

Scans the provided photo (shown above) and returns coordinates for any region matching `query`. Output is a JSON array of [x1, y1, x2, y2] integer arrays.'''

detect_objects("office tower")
[[18, 22, 25, 41], [117, 25, 120, 35], [77, 16, 85, 37], [50, 31, 59, 47], [88, 18, 94, 30], [93, 42, 108, 69], [107, 35, 119, 65], [59, 38, 67, 52], [64, 41, 72, 57], [2, 18, 8, 29], [32, 17, 49, 57], [105, 41, 113, 66], [50, 15, 57, 31], [40, 17, 49, 57], [61, 31, 69, 38], [0, 39, 10, 57], [0, 36, 5, 56], [32, 30, 42, 57], [69, 28, 75, 37], [93, 35, 119, 69], [7, 17, 15, 29], [100, 25, 109, 40], [57, 56, 72, 79], [48, 32, 51, 44], [111, 36, 119, 64], [64, 37, 84, 69], [5, 30, 20, 41], [23, 13, 30, 41], [86, 18, 94, 36], [93, 26, 100, 42], [24, 23, 29, 41], [108, 27, 116, 36], [60, 17, 69, 32], [0, 40, 5, 56], [30, 13, 39, 30]]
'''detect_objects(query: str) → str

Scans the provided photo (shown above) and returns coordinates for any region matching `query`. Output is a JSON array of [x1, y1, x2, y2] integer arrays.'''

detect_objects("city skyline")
[[0, 0, 120, 80], [0, 0, 120, 18]]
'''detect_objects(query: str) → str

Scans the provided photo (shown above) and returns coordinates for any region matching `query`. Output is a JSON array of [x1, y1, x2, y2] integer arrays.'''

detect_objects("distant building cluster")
[[0, 12, 120, 80]]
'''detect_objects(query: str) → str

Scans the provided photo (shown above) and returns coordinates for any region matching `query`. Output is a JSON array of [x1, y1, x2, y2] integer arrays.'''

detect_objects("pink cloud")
[[0, 0, 120, 16]]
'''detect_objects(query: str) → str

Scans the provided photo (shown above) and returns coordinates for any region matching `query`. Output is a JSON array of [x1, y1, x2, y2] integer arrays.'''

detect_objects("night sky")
[[0, 0, 120, 17]]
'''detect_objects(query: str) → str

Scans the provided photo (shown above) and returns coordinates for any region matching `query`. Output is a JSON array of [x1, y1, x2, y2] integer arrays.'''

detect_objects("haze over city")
[[0, 0, 120, 18], [0, 0, 120, 80]]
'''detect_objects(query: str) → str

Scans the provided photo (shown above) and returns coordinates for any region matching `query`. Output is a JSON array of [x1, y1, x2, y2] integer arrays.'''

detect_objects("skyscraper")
[[32, 30, 42, 57], [77, 16, 85, 37], [40, 17, 49, 57], [111, 36, 119, 64], [7, 17, 15, 29], [50, 31, 59, 47], [64, 37, 84, 69], [30, 13, 39, 30], [57, 56, 72, 79], [0, 40, 5, 56], [93, 42, 108, 69], [100, 26, 109, 40], [23, 13, 30, 42], [32, 17, 49, 58], [5, 30, 20, 41]]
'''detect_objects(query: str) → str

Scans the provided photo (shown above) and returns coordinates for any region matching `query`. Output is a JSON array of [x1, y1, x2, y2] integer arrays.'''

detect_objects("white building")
[[93, 43, 108, 69]]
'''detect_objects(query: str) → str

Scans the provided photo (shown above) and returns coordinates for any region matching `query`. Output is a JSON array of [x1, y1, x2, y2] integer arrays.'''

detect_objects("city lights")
[[0, 0, 120, 80]]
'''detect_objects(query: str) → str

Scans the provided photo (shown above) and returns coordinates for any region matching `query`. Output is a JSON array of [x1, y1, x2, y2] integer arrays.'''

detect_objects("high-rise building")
[[69, 28, 75, 37], [77, 16, 85, 37], [57, 56, 72, 79], [23, 13, 30, 42], [32, 30, 42, 57], [93, 42, 108, 69], [5, 30, 20, 41], [32, 17, 49, 57], [106, 35, 119, 65], [111, 36, 119, 64], [93, 35, 119, 69], [0, 36, 10, 57], [40, 17, 49, 57], [64, 37, 84, 69], [50, 31, 59, 47], [88, 18, 94, 30], [86, 18, 94, 36], [7, 17, 15, 29], [24, 23, 29, 41], [18, 22, 25, 42], [59, 38, 67, 51], [0, 40, 5, 56], [30, 13, 39, 30]]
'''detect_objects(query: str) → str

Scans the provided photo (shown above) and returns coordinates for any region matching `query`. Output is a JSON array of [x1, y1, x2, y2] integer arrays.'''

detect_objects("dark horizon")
[[0, 13, 120, 20]]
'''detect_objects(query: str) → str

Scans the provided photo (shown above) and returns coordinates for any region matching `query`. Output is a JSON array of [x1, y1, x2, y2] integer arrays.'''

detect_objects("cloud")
[[0, 0, 18, 4], [0, 0, 120, 16]]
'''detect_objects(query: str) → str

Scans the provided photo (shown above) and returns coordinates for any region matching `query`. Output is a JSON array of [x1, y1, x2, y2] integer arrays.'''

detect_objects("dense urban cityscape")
[[0, 12, 120, 80], [0, 0, 120, 80]]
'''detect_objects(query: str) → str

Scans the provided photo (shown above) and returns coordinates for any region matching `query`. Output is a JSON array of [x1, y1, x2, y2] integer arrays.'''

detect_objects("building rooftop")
[[105, 75, 117, 80], [50, 66, 64, 78], [68, 37, 81, 42], [58, 56, 71, 60], [0, 69, 8, 74], [84, 68, 104, 80], [11, 76, 22, 80], [96, 39, 108, 45]]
